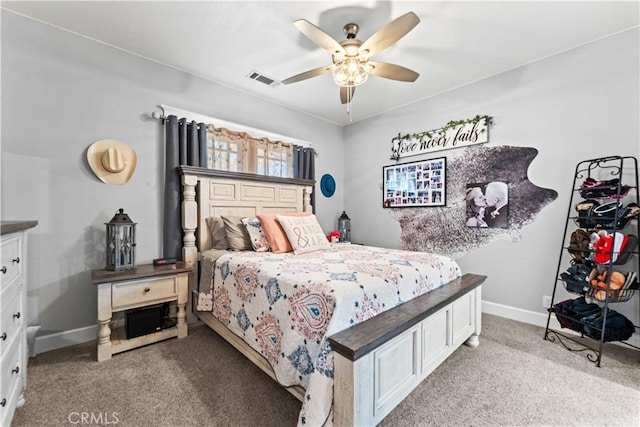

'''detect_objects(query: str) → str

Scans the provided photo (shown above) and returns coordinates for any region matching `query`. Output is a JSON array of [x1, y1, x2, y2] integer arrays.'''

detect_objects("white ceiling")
[[3, 1, 638, 126]]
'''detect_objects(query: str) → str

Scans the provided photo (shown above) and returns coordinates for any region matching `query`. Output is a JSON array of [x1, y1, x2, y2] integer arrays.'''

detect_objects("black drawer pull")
[[11, 366, 19, 375], [144, 287, 150, 292], [12, 257, 20, 264], [1, 398, 6, 407], [1, 266, 6, 274], [0, 333, 6, 341], [13, 312, 21, 319]]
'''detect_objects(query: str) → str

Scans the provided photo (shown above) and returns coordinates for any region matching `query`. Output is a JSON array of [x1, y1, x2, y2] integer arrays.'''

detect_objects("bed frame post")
[[333, 352, 374, 427], [303, 186, 313, 212], [465, 285, 482, 347], [181, 174, 199, 266]]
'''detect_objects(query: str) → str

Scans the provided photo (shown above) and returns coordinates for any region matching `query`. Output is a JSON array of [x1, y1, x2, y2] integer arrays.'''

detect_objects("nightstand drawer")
[[0, 282, 23, 357], [0, 236, 22, 289], [112, 276, 178, 310]]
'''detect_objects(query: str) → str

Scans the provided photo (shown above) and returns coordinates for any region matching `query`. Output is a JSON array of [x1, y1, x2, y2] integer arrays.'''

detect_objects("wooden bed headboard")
[[178, 166, 314, 266]]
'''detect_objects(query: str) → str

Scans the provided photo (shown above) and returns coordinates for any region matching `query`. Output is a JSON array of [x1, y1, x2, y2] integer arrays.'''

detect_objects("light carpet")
[[12, 314, 640, 426]]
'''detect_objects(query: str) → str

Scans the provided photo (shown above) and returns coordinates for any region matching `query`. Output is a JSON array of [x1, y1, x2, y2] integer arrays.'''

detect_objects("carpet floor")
[[12, 314, 640, 427]]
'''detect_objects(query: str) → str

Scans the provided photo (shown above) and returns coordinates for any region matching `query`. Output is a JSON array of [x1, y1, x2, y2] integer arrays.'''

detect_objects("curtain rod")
[[150, 105, 316, 152], [151, 111, 318, 155]]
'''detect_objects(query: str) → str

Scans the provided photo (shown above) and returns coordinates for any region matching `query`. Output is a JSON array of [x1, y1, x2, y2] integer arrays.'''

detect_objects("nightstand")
[[91, 262, 191, 362]]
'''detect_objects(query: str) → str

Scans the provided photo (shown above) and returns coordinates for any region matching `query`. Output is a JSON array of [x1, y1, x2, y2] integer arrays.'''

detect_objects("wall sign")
[[391, 115, 492, 160]]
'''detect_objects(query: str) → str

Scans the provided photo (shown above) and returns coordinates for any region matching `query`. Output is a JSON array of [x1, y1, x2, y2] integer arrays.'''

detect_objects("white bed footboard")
[[329, 274, 484, 427]]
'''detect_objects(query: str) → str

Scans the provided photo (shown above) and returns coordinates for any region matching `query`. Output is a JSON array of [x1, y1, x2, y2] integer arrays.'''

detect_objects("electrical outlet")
[[543, 295, 552, 309]]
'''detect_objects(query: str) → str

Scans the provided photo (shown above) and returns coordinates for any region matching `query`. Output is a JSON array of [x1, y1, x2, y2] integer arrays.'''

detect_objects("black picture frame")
[[383, 157, 446, 208]]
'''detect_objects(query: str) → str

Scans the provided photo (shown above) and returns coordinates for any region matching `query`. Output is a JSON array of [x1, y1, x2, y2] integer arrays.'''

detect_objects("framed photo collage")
[[383, 157, 446, 208]]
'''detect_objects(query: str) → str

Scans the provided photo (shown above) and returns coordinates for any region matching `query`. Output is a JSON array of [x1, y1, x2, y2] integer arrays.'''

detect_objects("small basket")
[[587, 287, 635, 303]]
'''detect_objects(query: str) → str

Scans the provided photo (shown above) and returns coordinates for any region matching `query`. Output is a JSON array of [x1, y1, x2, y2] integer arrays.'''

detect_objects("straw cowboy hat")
[[87, 139, 137, 184]]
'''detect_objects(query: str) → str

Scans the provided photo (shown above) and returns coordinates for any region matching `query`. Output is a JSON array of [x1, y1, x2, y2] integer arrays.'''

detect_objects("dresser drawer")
[[0, 236, 22, 290], [112, 276, 178, 310], [0, 333, 23, 412], [0, 282, 23, 357]]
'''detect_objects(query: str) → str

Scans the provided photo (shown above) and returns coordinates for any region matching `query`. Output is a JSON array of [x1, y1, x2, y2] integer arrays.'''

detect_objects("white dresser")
[[1, 221, 37, 427]]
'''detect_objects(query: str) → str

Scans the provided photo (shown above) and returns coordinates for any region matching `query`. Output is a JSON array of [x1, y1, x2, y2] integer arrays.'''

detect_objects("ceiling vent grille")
[[247, 70, 279, 87]]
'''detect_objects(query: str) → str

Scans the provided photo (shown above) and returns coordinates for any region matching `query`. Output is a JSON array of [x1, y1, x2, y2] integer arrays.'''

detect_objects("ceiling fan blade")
[[282, 65, 332, 85], [340, 86, 356, 104], [359, 12, 420, 57], [294, 19, 345, 55], [369, 61, 419, 82]]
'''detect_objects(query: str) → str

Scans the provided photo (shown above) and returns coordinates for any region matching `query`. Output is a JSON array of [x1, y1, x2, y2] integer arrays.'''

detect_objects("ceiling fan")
[[282, 11, 421, 105]]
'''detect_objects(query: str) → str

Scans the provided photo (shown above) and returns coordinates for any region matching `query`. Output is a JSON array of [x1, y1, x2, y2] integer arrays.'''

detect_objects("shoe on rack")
[[580, 178, 618, 188], [580, 178, 631, 199], [613, 233, 638, 265], [575, 199, 600, 228], [603, 202, 640, 230], [591, 201, 638, 230], [568, 229, 591, 261]]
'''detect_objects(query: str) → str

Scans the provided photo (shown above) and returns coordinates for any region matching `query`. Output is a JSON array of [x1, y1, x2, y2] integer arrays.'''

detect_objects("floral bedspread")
[[196, 244, 461, 426]]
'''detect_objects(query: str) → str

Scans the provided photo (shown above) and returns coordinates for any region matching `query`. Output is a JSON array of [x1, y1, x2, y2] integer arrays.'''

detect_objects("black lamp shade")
[[105, 208, 137, 271]]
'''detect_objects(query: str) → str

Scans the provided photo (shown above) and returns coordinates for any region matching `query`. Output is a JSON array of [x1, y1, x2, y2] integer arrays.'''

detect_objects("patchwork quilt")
[[197, 244, 461, 426]]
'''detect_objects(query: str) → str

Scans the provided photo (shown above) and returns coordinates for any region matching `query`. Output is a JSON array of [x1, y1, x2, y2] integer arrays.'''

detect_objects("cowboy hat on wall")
[[87, 139, 137, 184]]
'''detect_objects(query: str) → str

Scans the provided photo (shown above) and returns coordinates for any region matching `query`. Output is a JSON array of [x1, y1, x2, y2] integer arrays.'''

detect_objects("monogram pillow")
[[276, 214, 330, 255], [241, 217, 270, 252]]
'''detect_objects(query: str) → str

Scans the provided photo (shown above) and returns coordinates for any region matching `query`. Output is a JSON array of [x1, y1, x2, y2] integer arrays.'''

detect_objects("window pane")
[[229, 153, 238, 172]]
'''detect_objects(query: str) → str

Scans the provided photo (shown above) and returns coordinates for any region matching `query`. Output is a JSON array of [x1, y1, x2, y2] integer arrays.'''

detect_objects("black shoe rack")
[[544, 155, 639, 366]]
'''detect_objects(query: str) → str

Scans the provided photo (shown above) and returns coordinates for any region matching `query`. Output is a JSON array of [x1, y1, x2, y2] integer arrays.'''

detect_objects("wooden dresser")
[[0, 220, 37, 426]]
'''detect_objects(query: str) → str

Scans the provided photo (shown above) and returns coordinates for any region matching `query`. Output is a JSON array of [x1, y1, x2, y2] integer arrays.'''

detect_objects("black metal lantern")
[[338, 211, 351, 243], [105, 208, 136, 271]]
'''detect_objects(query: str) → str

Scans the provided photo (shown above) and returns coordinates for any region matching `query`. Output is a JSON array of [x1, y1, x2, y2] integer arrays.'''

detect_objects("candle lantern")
[[338, 211, 351, 243], [105, 208, 137, 271]]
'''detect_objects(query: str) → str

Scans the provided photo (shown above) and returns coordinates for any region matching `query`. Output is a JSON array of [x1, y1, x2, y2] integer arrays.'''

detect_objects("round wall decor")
[[320, 174, 336, 197]]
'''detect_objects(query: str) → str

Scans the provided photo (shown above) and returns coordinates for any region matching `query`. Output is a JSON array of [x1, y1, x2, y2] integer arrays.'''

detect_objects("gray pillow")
[[221, 216, 253, 251], [205, 217, 229, 250]]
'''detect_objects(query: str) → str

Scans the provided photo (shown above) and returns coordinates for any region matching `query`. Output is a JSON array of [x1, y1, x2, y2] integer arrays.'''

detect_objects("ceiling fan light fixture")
[[332, 58, 371, 87]]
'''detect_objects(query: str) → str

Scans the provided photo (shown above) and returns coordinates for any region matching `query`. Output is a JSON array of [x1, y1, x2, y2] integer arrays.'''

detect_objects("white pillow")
[[276, 214, 330, 254]]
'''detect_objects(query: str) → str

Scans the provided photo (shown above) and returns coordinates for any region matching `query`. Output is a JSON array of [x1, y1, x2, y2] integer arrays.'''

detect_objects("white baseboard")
[[482, 300, 640, 349], [31, 300, 639, 355], [482, 300, 550, 327], [34, 325, 97, 356]]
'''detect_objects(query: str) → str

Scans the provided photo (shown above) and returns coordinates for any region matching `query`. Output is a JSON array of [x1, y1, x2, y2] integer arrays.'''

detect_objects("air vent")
[[247, 70, 279, 87]]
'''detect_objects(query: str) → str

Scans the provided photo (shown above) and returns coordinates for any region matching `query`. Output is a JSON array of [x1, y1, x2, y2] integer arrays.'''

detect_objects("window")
[[206, 125, 293, 177], [256, 139, 292, 178], [208, 138, 240, 172]]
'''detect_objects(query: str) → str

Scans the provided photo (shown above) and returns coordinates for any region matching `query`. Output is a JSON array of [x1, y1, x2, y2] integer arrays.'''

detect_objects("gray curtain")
[[293, 145, 316, 212], [163, 115, 206, 260]]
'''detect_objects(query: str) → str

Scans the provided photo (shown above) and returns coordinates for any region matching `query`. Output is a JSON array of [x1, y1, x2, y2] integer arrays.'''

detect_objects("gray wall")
[[1, 11, 344, 337], [3, 8, 639, 348], [343, 28, 639, 327]]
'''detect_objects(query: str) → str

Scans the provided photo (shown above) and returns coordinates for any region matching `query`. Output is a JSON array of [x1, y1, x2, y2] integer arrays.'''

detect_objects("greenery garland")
[[392, 115, 494, 160]]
